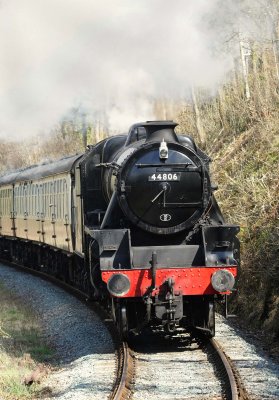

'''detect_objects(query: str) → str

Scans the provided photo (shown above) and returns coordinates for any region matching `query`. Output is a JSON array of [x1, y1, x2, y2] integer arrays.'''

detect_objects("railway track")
[[110, 341, 135, 400], [1, 262, 276, 399], [207, 338, 249, 400], [130, 331, 250, 400], [110, 336, 248, 400]]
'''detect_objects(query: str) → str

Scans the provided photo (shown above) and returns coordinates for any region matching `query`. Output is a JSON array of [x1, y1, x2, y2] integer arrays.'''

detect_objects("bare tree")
[[191, 86, 206, 147]]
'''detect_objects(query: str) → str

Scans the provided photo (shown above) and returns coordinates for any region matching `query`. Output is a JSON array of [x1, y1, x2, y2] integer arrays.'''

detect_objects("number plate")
[[148, 173, 181, 181]]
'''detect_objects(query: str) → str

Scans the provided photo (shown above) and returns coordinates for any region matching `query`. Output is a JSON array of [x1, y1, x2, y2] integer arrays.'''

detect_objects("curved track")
[[110, 341, 135, 400], [208, 338, 249, 400], [131, 332, 250, 400], [0, 261, 251, 399]]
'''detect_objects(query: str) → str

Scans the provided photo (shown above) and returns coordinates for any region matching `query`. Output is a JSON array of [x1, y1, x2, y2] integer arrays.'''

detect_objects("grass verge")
[[0, 281, 55, 399]]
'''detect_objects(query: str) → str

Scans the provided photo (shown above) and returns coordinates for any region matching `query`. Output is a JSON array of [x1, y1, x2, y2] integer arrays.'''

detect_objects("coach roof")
[[0, 154, 82, 185]]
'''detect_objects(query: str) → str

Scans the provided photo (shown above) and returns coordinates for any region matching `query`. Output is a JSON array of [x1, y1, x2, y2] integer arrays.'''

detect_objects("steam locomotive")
[[0, 121, 239, 337]]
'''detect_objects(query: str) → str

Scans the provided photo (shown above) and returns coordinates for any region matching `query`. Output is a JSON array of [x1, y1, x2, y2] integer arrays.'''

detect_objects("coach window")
[[8, 189, 11, 215], [18, 186, 21, 216], [2, 190, 5, 216], [20, 186, 23, 216], [41, 184, 44, 217], [46, 182, 48, 218], [29, 184, 32, 216], [0, 191, 3, 217], [1, 190, 3, 216], [54, 180, 57, 213], [56, 180, 59, 219], [31, 184, 33, 215], [1, 191, 4, 216], [7, 189, 9, 215], [35, 185, 37, 216], [48, 182, 51, 217], [46, 182, 49, 218], [2, 189, 6, 215], [25, 184, 28, 216], [44, 183, 47, 218], [35, 185, 38, 216], [22, 185, 27, 216], [2, 190, 4, 216], [63, 179, 67, 219], [33, 184, 35, 216], [25, 185, 27, 216], [32, 184, 35, 216], [44, 183, 47, 216], [28, 184, 31, 215], [57, 180, 60, 219], [50, 182, 54, 219], [27, 184, 30, 216], [5, 190, 7, 216], [0, 190, 2, 216], [6, 189, 9, 215], [47, 182, 49, 218], [20, 186, 22, 216], [44, 183, 47, 217], [1, 191, 3, 216], [28, 184, 31, 216], [18, 187, 21, 216], [60, 179, 63, 219], [31, 185, 33, 216], [17, 187, 20, 216], [22, 185, 25, 216], [41, 184, 45, 217], [43, 183, 46, 217], [22, 186, 25, 215], [6, 189, 8, 215], [14, 187, 17, 216]]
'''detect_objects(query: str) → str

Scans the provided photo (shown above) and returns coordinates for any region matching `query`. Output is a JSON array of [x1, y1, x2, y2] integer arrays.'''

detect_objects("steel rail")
[[110, 341, 134, 400], [210, 338, 238, 400], [209, 338, 250, 400]]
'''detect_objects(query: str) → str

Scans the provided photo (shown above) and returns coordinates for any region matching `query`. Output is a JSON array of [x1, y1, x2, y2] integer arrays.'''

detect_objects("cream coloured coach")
[[0, 155, 83, 253]]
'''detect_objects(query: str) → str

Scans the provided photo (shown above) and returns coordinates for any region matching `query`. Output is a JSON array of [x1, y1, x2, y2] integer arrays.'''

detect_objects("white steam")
[[0, 0, 256, 138]]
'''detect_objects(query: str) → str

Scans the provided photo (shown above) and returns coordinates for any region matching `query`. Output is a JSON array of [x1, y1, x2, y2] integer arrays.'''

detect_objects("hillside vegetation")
[[176, 41, 279, 351]]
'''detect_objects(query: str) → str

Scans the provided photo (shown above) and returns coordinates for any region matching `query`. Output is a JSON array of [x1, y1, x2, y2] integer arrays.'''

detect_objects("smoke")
[[0, 0, 267, 139]]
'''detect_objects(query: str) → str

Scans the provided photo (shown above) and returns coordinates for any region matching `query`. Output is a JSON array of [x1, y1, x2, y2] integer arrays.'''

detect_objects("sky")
[[0, 0, 261, 139]]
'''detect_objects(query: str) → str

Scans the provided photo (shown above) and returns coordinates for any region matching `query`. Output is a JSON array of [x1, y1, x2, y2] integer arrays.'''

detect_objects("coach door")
[[37, 184, 44, 243], [72, 165, 83, 255]]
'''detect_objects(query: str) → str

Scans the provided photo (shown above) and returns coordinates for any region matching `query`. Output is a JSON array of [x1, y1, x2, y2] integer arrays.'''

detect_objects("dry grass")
[[0, 282, 54, 400], [176, 45, 279, 349], [211, 119, 279, 344]]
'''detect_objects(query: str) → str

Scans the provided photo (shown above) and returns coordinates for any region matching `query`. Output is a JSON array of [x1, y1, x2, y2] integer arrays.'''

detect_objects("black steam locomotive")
[[0, 121, 239, 337]]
